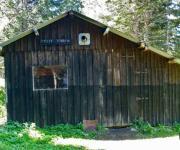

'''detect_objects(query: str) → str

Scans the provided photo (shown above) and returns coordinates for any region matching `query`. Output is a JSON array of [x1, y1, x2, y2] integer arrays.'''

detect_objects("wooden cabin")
[[0, 11, 180, 127]]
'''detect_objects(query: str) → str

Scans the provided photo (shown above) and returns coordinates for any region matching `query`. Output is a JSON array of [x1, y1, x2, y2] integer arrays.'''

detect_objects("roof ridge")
[[0, 10, 180, 65]]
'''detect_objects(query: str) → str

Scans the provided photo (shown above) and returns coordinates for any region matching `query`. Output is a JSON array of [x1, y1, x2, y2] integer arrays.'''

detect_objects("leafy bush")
[[0, 105, 6, 118], [0, 121, 104, 149], [0, 87, 5, 106], [0, 88, 6, 118], [132, 118, 180, 137], [132, 118, 154, 135], [173, 123, 180, 133], [40, 123, 97, 139]]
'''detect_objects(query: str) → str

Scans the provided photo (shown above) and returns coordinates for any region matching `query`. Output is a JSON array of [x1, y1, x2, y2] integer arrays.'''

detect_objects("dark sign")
[[40, 39, 71, 45]]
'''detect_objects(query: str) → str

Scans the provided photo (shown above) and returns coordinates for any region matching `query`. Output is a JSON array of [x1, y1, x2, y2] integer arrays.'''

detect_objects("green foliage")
[[173, 123, 180, 133], [39, 123, 97, 139], [132, 118, 180, 138], [0, 122, 95, 149], [96, 124, 107, 133], [0, 87, 5, 106], [103, 0, 180, 55], [0, 87, 6, 117], [0, 0, 84, 40], [132, 118, 154, 135], [0, 122, 106, 149]]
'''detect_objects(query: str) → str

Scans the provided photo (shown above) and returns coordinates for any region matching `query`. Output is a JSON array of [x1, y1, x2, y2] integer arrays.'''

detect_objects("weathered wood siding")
[[4, 15, 180, 127]]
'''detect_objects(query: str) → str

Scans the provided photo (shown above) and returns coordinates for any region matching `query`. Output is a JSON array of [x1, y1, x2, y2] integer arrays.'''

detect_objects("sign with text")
[[40, 39, 71, 46]]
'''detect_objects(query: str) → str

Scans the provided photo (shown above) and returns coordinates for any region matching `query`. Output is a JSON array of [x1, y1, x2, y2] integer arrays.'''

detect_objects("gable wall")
[[4, 15, 180, 127]]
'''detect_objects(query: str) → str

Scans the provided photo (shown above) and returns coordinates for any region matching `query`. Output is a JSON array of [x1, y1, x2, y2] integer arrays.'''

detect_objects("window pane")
[[33, 65, 68, 90]]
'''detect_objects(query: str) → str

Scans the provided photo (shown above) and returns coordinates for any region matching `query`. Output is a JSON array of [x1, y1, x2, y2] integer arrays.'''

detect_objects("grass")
[[0, 122, 101, 150], [0, 119, 179, 150], [0, 88, 105, 149], [132, 118, 180, 138], [39, 123, 97, 139]]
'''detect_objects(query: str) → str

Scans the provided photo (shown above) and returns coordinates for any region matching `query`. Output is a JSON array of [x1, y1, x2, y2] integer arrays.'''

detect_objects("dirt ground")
[[53, 135, 180, 150], [53, 127, 180, 150], [0, 119, 179, 150], [96, 127, 141, 140]]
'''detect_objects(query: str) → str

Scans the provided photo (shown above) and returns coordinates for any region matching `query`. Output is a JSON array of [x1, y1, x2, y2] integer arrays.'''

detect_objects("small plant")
[[96, 124, 107, 132], [0, 87, 5, 106], [0, 122, 99, 149], [40, 123, 97, 139], [132, 118, 155, 135], [0, 105, 6, 118], [0, 87, 6, 118], [132, 118, 180, 138], [173, 123, 180, 133]]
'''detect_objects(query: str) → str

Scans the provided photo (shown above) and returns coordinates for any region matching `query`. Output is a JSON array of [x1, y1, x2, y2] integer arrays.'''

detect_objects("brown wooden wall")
[[4, 14, 180, 127]]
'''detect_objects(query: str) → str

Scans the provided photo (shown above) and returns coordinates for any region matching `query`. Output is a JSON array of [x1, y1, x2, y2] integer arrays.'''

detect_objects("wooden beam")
[[168, 59, 176, 64], [167, 58, 180, 64], [138, 42, 145, 49], [143, 47, 149, 52]]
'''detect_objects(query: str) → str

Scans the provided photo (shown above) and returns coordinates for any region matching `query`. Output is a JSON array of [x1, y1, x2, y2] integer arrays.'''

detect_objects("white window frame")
[[32, 65, 68, 91]]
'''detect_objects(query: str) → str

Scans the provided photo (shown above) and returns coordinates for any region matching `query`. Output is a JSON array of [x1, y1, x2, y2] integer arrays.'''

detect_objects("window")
[[33, 65, 68, 90]]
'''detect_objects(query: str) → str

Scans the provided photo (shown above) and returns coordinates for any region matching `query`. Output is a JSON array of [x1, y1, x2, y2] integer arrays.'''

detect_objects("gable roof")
[[0, 10, 179, 64]]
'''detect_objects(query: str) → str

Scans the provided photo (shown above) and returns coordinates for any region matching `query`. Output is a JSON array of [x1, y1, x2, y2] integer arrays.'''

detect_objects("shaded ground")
[[53, 127, 180, 149], [0, 120, 179, 150], [96, 127, 141, 140]]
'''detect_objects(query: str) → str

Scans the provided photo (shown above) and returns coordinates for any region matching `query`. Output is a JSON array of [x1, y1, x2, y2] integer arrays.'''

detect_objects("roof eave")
[[168, 58, 180, 65], [0, 12, 69, 47], [72, 11, 139, 44], [0, 10, 179, 65], [148, 46, 174, 59]]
